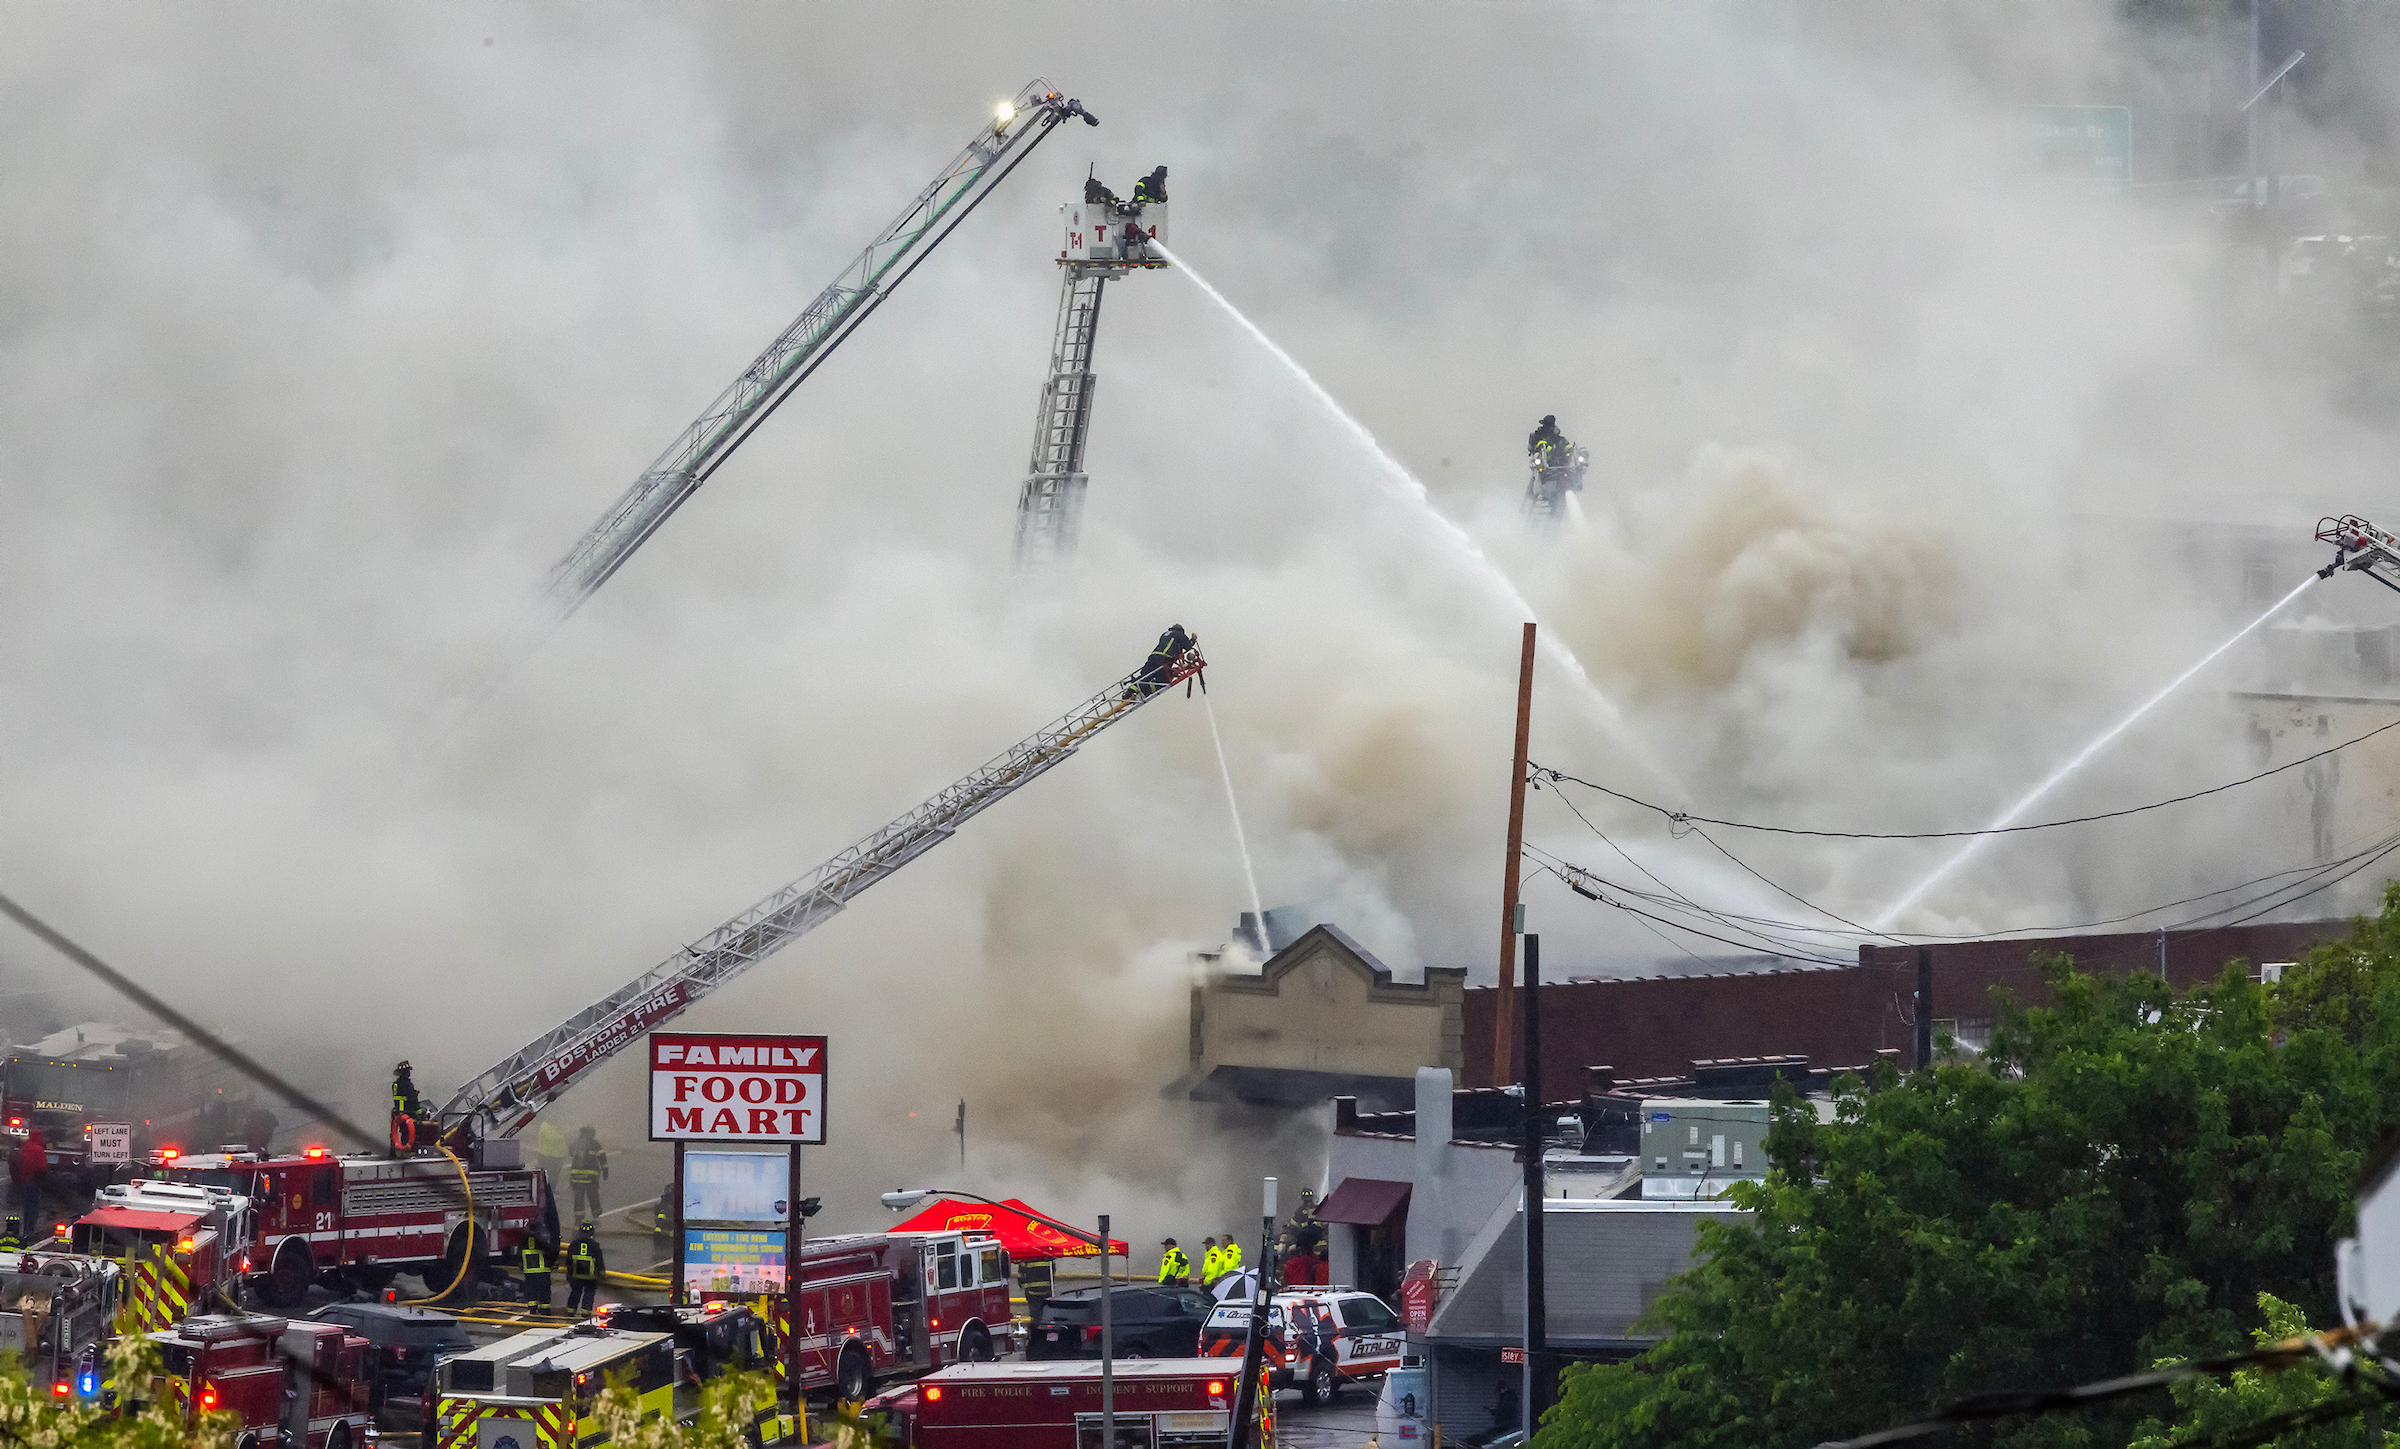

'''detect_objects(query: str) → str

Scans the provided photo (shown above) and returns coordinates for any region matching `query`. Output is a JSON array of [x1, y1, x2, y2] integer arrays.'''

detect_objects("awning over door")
[[1317, 1177, 1412, 1226]]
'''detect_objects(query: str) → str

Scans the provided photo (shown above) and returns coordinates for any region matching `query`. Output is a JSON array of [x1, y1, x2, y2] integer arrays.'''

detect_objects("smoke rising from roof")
[[3, 2, 2398, 1232]]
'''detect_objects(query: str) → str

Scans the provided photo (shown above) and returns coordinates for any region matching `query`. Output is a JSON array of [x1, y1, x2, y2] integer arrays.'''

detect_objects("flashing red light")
[[930, 1317, 940, 1328], [50, 1382, 66, 1397], [160, 1148, 179, 1161], [7, 1119, 18, 1128], [198, 1385, 218, 1411], [1208, 1381, 1226, 1395], [924, 1387, 943, 1402], [303, 1147, 327, 1160], [176, 1237, 195, 1254]]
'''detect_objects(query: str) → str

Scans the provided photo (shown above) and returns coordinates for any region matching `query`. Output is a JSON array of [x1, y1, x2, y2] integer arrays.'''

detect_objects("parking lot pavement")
[[1269, 1389, 1405, 1448]]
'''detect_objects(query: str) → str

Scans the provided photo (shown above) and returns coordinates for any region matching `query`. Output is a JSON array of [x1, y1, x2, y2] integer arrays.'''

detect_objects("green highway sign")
[[2017, 104, 2132, 195]]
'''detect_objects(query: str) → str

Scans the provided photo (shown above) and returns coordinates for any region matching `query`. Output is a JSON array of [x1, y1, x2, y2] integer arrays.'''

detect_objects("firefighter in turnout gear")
[[1131, 165, 1168, 207], [1131, 625, 1198, 698], [1528, 414, 1570, 466], [567, 1221, 605, 1314], [0, 1216, 21, 1252], [569, 1125, 609, 1219], [1157, 1238, 1190, 1286], [520, 1233, 553, 1310], [390, 1060, 432, 1154]]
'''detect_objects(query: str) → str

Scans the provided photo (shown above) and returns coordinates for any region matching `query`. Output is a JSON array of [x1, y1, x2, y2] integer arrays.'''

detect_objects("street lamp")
[[881, 1188, 1119, 1444]]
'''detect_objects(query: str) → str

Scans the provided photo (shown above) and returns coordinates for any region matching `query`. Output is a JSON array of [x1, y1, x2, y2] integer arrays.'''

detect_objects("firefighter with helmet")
[[567, 1220, 606, 1314], [1157, 1238, 1190, 1286], [0, 1216, 20, 1252], [569, 1126, 609, 1219], [520, 1231, 553, 1311], [390, 1060, 432, 1154], [1528, 414, 1573, 470], [1131, 165, 1168, 207], [1130, 625, 1198, 698]]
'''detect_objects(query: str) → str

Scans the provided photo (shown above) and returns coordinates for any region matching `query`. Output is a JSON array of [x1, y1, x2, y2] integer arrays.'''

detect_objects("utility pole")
[[1521, 932, 1547, 1436], [1494, 623, 1536, 1085], [1099, 1212, 1115, 1446], [1915, 947, 1933, 1070], [1230, 1177, 1277, 1449]]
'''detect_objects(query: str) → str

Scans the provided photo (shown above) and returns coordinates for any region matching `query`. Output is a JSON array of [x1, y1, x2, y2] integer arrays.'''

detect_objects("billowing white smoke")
[[0, 2, 2394, 1234]]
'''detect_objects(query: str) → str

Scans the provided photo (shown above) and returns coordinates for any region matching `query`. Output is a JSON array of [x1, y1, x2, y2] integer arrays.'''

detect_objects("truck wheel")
[[961, 1324, 993, 1362], [326, 1425, 351, 1449], [836, 1346, 872, 1404], [433, 1225, 484, 1302], [262, 1242, 312, 1310], [1304, 1359, 1336, 1406]]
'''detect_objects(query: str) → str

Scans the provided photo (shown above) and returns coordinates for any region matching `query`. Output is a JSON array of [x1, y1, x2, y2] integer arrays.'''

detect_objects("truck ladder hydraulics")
[[2318, 516, 2400, 595], [545, 79, 1097, 616], [438, 636, 1207, 1140]]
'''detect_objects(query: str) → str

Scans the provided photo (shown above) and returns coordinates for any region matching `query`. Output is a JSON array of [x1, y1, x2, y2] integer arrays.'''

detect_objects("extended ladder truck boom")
[[438, 630, 1207, 1140], [2318, 516, 2400, 595], [545, 79, 1098, 616]]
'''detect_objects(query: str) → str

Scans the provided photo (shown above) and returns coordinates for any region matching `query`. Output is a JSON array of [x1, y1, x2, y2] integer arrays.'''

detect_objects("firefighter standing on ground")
[[1157, 1238, 1190, 1287], [569, 1126, 608, 1220], [520, 1233, 553, 1311], [567, 1221, 605, 1314]]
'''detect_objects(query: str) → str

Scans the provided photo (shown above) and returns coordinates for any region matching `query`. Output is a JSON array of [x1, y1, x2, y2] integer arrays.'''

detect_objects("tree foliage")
[[1539, 887, 2400, 1449]]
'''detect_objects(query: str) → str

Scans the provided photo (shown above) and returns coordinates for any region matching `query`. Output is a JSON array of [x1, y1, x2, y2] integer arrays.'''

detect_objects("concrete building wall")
[[1194, 925, 1466, 1079]]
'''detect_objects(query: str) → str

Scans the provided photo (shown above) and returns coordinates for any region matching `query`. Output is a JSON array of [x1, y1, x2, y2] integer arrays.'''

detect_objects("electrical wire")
[[1532, 709, 2400, 841]]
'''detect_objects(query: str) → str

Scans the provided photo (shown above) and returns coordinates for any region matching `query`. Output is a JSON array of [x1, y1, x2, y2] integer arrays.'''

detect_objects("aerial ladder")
[[1525, 437, 1589, 532], [433, 627, 1207, 1142], [544, 79, 1099, 617], [1012, 168, 1171, 565], [2317, 516, 2400, 595]]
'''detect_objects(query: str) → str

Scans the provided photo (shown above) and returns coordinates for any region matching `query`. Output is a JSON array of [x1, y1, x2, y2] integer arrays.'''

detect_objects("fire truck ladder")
[[1524, 446, 1588, 533], [1012, 263, 1112, 565], [438, 633, 1208, 1140], [545, 79, 1097, 617], [2318, 515, 2400, 595]]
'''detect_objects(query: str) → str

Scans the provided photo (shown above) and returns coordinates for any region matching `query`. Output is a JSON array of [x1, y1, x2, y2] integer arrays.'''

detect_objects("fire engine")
[[139, 1144, 552, 1309], [69, 1176, 254, 1326], [751, 1231, 1016, 1402], [149, 1312, 373, 1449]]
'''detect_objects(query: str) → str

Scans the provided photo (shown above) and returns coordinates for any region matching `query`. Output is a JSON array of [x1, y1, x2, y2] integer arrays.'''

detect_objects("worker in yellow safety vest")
[[1156, 1239, 1190, 1286], [1198, 1237, 1221, 1285], [1218, 1234, 1244, 1281]]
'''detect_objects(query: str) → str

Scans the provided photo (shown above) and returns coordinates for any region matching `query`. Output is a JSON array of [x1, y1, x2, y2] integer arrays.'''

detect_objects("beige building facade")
[[1187, 925, 1465, 1108]]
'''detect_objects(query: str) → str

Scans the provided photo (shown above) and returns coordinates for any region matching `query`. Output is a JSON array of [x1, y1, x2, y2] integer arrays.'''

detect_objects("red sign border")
[[646, 1030, 828, 1145]]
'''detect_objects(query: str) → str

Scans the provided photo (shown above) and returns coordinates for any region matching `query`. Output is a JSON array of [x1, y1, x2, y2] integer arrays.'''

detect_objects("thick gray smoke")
[[2, 2, 2396, 1234]]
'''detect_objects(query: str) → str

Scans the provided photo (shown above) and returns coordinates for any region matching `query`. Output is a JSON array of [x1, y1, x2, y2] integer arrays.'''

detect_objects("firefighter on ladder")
[[1528, 414, 1572, 470], [567, 1221, 606, 1315], [569, 1127, 608, 1220], [1130, 625, 1198, 698]]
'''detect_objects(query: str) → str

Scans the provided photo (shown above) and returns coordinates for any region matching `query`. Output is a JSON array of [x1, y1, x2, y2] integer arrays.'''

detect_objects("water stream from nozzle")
[[1203, 695, 1271, 959], [1149, 239, 1678, 795], [1875, 574, 2318, 929]]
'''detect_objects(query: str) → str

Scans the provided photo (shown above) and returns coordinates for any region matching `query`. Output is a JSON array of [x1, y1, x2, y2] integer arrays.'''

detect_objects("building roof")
[[1424, 1196, 1746, 1347]]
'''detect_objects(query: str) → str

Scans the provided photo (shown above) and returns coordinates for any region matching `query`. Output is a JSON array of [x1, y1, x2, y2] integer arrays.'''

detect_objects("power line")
[[1531, 710, 2400, 840]]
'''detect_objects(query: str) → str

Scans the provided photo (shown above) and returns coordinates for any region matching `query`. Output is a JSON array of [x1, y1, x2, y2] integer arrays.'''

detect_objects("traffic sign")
[[648, 1032, 826, 1144], [87, 1122, 130, 1165], [2017, 105, 2132, 194]]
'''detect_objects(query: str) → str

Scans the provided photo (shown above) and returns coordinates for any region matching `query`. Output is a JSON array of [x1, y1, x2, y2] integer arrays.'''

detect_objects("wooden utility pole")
[[1494, 622, 1536, 1084]]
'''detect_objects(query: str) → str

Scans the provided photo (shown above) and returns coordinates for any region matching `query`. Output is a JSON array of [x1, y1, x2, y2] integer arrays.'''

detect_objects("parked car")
[[1201, 1288, 1405, 1403], [1025, 1284, 1217, 1359], [309, 1301, 472, 1440]]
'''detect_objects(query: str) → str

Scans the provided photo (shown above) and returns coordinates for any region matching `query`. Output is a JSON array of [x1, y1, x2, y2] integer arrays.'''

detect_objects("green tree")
[[1540, 889, 2400, 1449], [2127, 1293, 2396, 1449]]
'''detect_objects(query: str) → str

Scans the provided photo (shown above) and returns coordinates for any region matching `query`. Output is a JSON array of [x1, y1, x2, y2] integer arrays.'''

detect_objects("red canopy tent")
[[889, 1197, 1127, 1259]]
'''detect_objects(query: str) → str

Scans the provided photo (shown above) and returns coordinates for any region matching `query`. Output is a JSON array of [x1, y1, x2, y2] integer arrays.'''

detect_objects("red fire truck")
[[149, 1312, 373, 1449], [902, 1360, 1234, 1447], [67, 1176, 255, 1326], [752, 1231, 1017, 1401], [147, 1146, 552, 1308]]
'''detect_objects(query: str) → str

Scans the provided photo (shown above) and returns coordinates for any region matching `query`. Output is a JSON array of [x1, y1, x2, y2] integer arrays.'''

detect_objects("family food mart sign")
[[648, 1032, 826, 1143]]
